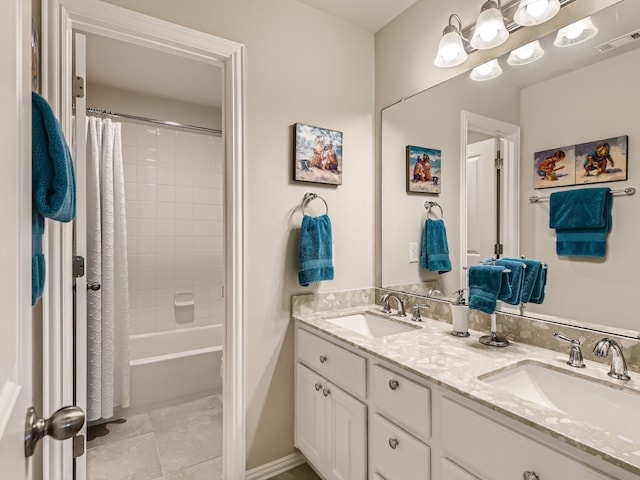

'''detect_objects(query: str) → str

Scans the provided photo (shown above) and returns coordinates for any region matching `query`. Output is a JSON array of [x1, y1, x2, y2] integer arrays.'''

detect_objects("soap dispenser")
[[450, 289, 470, 337]]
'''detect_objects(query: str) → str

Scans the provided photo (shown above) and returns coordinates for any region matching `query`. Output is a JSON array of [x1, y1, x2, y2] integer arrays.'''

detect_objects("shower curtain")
[[86, 116, 130, 421]]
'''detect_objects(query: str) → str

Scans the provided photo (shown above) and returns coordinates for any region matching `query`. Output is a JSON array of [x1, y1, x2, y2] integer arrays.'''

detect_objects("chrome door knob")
[[388, 438, 399, 449], [388, 379, 399, 390], [319, 355, 327, 364], [87, 282, 101, 291], [523, 472, 540, 480], [25, 406, 85, 457]]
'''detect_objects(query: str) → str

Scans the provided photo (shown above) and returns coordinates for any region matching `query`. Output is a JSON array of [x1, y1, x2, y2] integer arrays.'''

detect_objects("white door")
[[466, 138, 498, 267], [0, 0, 33, 477], [73, 31, 89, 480], [295, 364, 327, 470], [326, 383, 366, 480]]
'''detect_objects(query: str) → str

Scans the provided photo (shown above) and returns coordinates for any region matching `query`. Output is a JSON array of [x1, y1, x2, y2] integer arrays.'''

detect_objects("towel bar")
[[424, 201, 443, 219], [529, 186, 635, 203], [302, 192, 329, 215]]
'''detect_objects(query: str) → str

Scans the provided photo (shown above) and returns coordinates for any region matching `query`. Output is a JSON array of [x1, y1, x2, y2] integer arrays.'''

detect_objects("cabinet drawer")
[[442, 398, 614, 480], [370, 364, 430, 441], [371, 414, 430, 480], [298, 328, 366, 398]]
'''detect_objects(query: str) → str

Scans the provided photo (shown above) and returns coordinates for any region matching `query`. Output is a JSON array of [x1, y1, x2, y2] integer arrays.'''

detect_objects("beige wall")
[[87, 83, 222, 131], [100, 0, 375, 469]]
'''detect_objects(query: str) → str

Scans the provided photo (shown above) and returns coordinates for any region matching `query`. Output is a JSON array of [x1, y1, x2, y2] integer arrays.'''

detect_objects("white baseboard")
[[245, 452, 307, 480]]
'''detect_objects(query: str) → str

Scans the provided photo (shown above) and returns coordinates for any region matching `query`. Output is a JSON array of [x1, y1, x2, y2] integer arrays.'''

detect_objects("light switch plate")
[[409, 242, 419, 263]]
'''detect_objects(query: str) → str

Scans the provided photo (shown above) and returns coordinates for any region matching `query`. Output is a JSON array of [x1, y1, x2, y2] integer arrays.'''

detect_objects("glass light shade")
[[470, 59, 503, 81], [470, 2, 509, 50], [434, 30, 468, 67], [507, 40, 544, 65], [553, 16, 598, 47], [513, 0, 560, 26]]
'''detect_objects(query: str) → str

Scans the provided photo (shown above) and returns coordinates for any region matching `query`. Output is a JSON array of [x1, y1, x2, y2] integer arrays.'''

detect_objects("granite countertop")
[[293, 305, 640, 476]]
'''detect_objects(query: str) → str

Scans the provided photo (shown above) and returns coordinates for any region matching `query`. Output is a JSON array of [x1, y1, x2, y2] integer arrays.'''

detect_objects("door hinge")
[[73, 435, 85, 458], [494, 243, 504, 256], [73, 75, 85, 99], [73, 256, 85, 278], [495, 154, 503, 170]]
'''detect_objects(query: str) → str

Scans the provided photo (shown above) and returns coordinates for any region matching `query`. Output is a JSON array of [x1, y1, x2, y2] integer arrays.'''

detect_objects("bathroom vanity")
[[293, 301, 640, 480]]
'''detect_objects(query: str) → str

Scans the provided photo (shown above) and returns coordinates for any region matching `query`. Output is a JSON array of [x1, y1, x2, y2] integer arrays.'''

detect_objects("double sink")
[[323, 311, 640, 444]]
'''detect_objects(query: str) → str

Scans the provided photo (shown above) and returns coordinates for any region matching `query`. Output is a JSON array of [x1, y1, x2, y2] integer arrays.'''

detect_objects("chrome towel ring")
[[424, 201, 443, 219], [302, 192, 329, 216]]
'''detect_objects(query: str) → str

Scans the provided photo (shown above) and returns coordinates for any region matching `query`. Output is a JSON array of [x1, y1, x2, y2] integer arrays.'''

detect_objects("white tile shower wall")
[[121, 121, 224, 334]]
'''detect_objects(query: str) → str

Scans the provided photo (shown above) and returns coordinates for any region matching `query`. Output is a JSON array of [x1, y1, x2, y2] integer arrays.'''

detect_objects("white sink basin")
[[481, 362, 640, 443], [325, 312, 418, 338]]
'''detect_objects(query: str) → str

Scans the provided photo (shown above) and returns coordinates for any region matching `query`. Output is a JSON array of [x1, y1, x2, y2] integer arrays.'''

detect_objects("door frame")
[[460, 111, 520, 291], [41, 1, 246, 478]]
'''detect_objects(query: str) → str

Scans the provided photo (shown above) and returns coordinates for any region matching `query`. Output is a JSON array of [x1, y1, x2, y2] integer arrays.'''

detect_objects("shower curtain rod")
[[86, 106, 222, 136]]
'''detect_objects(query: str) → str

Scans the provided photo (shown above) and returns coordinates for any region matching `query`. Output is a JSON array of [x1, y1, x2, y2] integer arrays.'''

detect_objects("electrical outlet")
[[409, 242, 419, 263]]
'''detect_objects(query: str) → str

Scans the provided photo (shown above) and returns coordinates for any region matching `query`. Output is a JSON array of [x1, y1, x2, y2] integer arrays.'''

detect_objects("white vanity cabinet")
[[441, 398, 616, 480], [295, 330, 367, 480]]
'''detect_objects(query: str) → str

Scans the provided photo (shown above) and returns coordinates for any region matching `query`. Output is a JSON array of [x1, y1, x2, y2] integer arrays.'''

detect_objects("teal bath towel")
[[529, 266, 547, 304], [420, 218, 452, 274], [495, 259, 526, 305], [298, 214, 334, 287], [504, 257, 542, 304], [32, 92, 77, 305], [549, 187, 612, 257], [468, 265, 509, 315]]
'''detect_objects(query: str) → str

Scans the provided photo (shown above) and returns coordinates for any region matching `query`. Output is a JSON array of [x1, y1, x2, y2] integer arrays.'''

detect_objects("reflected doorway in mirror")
[[406, 145, 441, 193]]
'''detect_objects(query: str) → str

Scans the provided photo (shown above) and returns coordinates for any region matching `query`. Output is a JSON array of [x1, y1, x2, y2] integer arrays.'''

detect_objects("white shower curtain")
[[86, 116, 130, 421]]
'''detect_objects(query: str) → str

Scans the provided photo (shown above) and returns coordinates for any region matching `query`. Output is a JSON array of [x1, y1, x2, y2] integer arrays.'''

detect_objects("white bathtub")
[[126, 325, 223, 414]]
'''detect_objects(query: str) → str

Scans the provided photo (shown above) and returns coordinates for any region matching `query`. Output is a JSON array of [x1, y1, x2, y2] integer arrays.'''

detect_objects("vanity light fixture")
[[470, 59, 503, 81], [434, 14, 468, 68], [513, 0, 560, 26], [507, 39, 544, 65], [470, 0, 509, 50], [553, 16, 598, 47]]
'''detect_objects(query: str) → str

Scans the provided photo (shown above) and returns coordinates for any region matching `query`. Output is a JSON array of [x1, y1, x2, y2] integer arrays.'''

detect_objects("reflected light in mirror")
[[507, 40, 544, 65], [554, 16, 599, 47], [470, 0, 510, 50], [514, 0, 561, 26], [470, 59, 503, 81]]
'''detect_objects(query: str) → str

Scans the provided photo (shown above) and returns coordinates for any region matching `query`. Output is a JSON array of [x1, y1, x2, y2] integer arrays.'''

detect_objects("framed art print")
[[406, 145, 441, 194], [293, 123, 343, 185], [576, 135, 628, 185], [533, 145, 575, 189]]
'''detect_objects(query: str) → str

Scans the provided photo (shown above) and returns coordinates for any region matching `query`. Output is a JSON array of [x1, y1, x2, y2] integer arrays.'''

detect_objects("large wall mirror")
[[381, 0, 640, 333]]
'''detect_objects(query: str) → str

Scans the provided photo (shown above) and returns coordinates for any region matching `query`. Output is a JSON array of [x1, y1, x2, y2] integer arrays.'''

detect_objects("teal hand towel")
[[495, 259, 525, 305], [32, 92, 77, 305], [468, 265, 508, 315], [549, 187, 612, 257], [298, 214, 334, 287], [420, 218, 452, 274], [504, 258, 542, 304], [529, 266, 547, 304]]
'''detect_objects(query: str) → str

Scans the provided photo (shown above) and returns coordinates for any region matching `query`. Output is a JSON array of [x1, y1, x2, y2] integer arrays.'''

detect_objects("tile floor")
[[87, 393, 320, 480], [87, 395, 223, 480]]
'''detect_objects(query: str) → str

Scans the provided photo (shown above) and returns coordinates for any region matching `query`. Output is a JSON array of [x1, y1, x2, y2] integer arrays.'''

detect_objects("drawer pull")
[[322, 388, 331, 397], [388, 438, 399, 449], [523, 472, 539, 480], [388, 379, 399, 390], [319, 354, 328, 364], [314, 382, 322, 391]]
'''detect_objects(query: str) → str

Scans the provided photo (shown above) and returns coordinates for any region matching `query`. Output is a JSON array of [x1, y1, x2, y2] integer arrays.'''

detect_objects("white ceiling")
[[296, 0, 418, 32], [85, 33, 222, 109]]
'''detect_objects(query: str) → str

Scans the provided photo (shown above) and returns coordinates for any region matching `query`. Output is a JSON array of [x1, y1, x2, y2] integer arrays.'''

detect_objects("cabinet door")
[[326, 382, 367, 480], [296, 363, 327, 470], [441, 458, 481, 480]]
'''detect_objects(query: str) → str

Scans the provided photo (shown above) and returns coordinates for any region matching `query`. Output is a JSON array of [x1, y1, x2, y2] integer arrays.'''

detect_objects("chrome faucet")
[[553, 333, 585, 368], [593, 338, 631, 381], [380, 293, 406, 317], [427, 287, 443, 298], [411, 303, 430, 322]]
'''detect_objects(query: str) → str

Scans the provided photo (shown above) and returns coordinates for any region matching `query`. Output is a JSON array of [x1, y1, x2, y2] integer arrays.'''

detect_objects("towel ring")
[[302, 193, 328, 216], [424, 201, 443, 219]]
